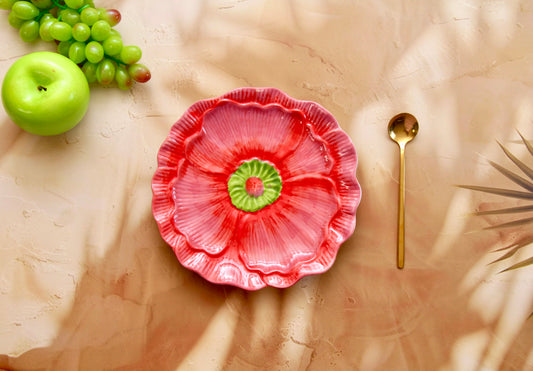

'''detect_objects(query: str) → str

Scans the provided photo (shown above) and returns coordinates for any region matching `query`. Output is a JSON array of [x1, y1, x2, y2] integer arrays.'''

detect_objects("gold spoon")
[[388, 113, 419, 269]]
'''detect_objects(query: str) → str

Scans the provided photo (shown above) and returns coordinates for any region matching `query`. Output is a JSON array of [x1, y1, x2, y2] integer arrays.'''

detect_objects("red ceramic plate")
[[152, 87, 361, 290]]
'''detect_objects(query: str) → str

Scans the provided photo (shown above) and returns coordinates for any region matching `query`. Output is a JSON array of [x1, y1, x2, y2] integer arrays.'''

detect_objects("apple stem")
[[37, 86, 47, 92]]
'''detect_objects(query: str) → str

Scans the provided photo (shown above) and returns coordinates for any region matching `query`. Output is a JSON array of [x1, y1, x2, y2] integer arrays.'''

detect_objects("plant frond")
[[472, 205, 533, 216], [500, 256, 533, 273], [494, 236, 533, 252], [497, 141, 533, 181], [517, 130, 533, 157], [457, 185, 533, 200], [489, 160, 533, 192], [490, 246, 521, 264], [464, 132, 533, 278], [484, 216, 533, 230]]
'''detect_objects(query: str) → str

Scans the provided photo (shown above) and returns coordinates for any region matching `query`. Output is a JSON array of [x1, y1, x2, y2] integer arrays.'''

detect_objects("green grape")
[[58, 8, 80, 26], [108, 28, 120, 37], [96, 59, 115, 85], [128, 63, 151, 83], [79, 7, 98, 25], [12, 1, 39, 20], [57, 40, 72, 56], [2, 0, 151, 90], [65, 0, 84, 9], [8, 11, 25, 28], [98, 8, 120, 26], [0, 0, 16, 10], [39, 19, 56, 41], [90, 20, 110, 41], [19, 19, 39, 42], [115, 65, 133, 90], [49, 21, 72, 41], [120, 45, 141, 65], [30, 0, 53, 9], [68, 41, 86, 64], [72, 22, 90, 42], [39, 13, 55, 24], [82, 61, 97, 83], [85, 41, 104, 63], [102, 35, 122, 56]]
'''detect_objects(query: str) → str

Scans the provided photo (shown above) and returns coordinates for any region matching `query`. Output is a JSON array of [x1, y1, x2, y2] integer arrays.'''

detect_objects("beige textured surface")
[[1, 0, 533, 370]]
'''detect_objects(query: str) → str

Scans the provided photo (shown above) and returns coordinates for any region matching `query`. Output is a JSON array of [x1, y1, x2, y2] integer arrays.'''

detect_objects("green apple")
[[1, 51, 90, 136]]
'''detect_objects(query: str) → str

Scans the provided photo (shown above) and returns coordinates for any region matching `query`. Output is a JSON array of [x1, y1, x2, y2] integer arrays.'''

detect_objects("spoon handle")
[[397, 144, 406, 269]]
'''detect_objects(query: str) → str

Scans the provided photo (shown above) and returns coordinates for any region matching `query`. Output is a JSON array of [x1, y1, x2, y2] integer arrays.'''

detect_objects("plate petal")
[[323, 129, 362, 220], [173, 161, 239, 255], [237, 176, 340, 274], [280, 125, 334, 178], [185, 101, 305, 173], [178, 247, 267, 290]]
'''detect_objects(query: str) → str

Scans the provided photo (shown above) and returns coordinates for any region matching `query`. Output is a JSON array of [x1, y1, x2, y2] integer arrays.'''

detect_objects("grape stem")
[[50, 0, 91, 12], [36, 10, 50, 22], [78, 4, 90, 12], [51, 0, 67, 10], [107, 55, 126, 67]]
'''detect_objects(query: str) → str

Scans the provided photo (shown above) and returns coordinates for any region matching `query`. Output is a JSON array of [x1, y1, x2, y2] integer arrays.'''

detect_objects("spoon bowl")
[[388, 113, 419, 148], [388, 113, 419, 269]]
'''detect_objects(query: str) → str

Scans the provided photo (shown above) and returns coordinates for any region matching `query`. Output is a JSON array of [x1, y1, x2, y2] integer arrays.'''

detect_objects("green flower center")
[[228, 159, 282, 212]]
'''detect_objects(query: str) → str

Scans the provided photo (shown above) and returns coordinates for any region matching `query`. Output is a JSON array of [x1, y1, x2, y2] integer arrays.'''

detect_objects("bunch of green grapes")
[[1, 0, 151, 89]]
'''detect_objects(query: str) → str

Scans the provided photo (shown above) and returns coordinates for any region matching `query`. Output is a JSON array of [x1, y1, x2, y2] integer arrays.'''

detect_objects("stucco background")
[[1, 0, 533, 370]]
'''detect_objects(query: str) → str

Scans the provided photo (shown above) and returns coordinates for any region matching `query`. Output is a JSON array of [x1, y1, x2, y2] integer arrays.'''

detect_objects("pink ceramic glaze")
[[152, 87, 361, 290]]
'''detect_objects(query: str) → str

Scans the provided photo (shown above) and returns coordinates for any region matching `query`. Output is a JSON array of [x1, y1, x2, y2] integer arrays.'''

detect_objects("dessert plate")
[[152, 87, 361, 290]]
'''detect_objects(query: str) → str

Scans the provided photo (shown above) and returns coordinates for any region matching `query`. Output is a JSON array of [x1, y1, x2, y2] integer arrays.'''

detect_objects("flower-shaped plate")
[[152, 87, 361, 290]]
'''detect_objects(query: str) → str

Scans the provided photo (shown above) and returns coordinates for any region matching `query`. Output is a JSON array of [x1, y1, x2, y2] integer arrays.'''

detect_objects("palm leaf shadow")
[[458, 131, 533, 273]]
